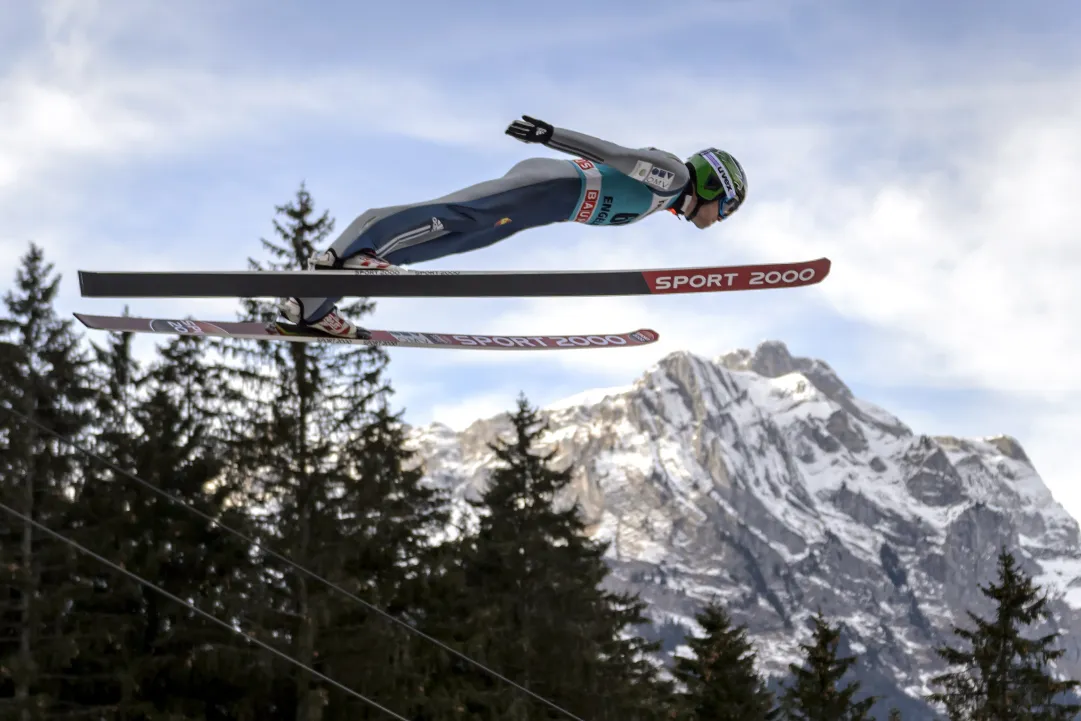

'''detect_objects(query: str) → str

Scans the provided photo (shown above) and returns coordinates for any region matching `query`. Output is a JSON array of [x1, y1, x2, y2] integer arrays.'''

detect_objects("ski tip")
[[798, 257, 831, 282], [632, 329, 660, 343]]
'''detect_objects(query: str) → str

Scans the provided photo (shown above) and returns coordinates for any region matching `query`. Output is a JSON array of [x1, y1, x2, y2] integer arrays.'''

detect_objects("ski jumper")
[[294, 126, 693, 323]]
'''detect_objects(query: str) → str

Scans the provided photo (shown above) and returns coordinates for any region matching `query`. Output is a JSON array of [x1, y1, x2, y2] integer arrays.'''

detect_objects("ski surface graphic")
[[73, 313, 660, 351]]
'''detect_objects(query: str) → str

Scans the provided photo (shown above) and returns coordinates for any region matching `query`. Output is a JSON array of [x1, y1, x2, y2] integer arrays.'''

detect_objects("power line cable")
[[0, 499, 411, 721], [0, 404, 587, 721]]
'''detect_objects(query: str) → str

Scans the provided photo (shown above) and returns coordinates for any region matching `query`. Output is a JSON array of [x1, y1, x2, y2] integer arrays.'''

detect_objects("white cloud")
[[746, 89, 1081, 396], [358, 41, 1081, 515], [715, 75, 1081, 516], [426, 392, 518, 432], [4, 1, 1080, 518], [0, 1, 512, 325]]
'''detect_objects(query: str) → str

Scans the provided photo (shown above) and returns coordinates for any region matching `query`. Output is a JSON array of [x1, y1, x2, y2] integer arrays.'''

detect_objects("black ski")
[[77, 258, 830, 299]]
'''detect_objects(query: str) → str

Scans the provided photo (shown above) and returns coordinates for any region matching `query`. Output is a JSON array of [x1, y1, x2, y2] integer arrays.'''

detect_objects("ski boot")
[[276, 298, 372, 340], [273, 248, 399, 339], [307, 247, 405, 273]]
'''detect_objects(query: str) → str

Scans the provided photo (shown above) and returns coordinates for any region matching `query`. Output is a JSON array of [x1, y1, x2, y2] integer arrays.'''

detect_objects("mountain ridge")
[[405, 340, 1081, 717]]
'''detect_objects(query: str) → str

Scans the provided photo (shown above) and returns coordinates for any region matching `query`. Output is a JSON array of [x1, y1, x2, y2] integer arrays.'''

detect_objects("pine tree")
[[52, 320, 149, 717], [927, 548, 1081, 721], [673, 601, 777, 720], [219, 185, 451, 720], [220, 185, 375, 721], [56, 327, 274, 719], [442, 395, 673, 720], [0, 243, 97, 720], [316, 403, 455, 720], [778, 611, 876, 721]]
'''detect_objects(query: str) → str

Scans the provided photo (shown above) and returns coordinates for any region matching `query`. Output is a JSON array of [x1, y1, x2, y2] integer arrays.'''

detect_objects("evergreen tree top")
[[928, 548, 1081, 721]]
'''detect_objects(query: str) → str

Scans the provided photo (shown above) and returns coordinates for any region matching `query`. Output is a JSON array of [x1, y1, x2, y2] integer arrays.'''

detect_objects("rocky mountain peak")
[[718, 340, 855, 403], [720, 339, 798, 377], [406, 340, 1081, 718]]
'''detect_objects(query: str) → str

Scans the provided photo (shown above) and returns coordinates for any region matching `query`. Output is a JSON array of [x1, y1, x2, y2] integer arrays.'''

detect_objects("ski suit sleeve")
[[546, 126, 690, 196]]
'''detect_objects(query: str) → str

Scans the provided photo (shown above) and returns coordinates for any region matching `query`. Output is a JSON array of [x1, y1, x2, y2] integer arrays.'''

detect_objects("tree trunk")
[[16, 422, 38, 721], [294, 374, 321, 721]]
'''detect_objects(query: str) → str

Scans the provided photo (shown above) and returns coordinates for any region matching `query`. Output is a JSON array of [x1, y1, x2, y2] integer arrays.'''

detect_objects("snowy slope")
[[405, 340, 1081, 715]]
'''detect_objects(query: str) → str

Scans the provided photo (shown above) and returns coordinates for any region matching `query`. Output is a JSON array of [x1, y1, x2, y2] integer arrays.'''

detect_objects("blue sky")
[[3, 0, 1081, 517]]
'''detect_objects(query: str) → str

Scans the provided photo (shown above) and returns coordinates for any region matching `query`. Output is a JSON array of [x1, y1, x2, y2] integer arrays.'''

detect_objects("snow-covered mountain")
[[406, 341, 1081, 717]]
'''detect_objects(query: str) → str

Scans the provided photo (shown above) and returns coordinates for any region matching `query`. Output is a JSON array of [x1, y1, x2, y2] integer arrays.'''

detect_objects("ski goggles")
[[717, 194, 742, 220]]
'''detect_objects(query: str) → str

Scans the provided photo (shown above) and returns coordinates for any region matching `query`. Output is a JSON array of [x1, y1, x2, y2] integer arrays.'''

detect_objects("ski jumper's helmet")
[[685, 148, 747, 220]]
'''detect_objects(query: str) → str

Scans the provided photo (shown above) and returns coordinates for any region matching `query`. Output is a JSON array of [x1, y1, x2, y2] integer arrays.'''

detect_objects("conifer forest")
[[3, 188, 1078, 721]]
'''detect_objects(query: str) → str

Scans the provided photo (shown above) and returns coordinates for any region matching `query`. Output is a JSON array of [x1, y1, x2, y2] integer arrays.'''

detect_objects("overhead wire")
[[0, 404, 589, 721], [0, 499, 411, 721]]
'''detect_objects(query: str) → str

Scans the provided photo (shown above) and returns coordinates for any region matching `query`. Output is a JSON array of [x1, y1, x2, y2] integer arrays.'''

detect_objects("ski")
[[77, 257, 831, 299], [73, 313, 660, 351]]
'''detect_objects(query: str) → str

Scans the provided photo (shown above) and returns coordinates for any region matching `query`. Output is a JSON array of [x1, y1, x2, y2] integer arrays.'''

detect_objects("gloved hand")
[[505, 115, 554, 144]]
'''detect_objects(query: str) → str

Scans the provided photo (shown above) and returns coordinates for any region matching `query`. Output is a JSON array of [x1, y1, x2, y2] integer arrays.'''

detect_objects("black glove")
[[505, 115, 554, 144]]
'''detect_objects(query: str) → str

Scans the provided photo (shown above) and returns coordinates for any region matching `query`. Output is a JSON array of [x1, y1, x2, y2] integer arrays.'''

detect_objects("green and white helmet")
[[686, 148, 747, 220]]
